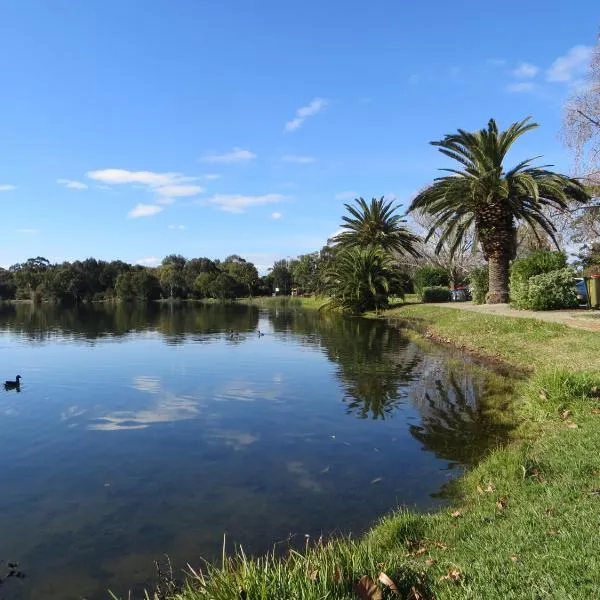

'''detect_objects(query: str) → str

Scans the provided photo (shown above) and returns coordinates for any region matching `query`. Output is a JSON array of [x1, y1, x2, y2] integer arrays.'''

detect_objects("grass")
[[118, 304, 600, 600], [235, 295, 328, 310]]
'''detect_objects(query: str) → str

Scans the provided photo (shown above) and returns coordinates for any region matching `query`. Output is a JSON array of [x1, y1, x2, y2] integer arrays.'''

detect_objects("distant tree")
[[0, 268, 16, 299], [209, 272, 237, 300], [10, 256, 51, 300], [193, 272, 218, 298], [410, 117, 589, 303], [184, 257, 218, 291], [289, 252, 319, 291], [222, 257, 258, 297], [159, 255, 186, 298], [270, 259, 292, 294]]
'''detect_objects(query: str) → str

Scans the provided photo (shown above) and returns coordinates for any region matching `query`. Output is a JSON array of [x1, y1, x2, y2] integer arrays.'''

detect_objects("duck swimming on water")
[[4, 375, 21, 391]]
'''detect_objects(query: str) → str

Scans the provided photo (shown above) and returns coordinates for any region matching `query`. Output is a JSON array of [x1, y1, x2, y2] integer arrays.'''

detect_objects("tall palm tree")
[[334, 196, 420, 257], [409, 118, 590, 303]]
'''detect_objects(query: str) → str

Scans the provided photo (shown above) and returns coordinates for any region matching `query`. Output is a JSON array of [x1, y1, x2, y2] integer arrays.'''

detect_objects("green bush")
[[421, 286, 452, 303], [413, 266, 449, 295], [526, 268, 578, 310], [469, 266, 489, 304], [510, 251, 568, 309]]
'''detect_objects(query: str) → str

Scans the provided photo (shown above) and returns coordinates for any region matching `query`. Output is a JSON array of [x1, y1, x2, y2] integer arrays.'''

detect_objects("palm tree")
[[409, 118, 590, 303], [323, 246, 399, 314], [334, 196, 420, 257]]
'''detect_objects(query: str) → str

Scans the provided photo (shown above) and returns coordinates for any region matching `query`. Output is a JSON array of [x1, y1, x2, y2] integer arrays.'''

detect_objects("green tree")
[[193, 272, 218, 298], [222, 256, 258, 297], [409, 117, 589, 303], [10, 256, 51, 300], [159, 255, 186, 298], [289, 252, 319, 291], [334, 196, 420, 256], [209, 272, 237, 300], [270, 259, 292, 294], [323, 246, 400, 314]]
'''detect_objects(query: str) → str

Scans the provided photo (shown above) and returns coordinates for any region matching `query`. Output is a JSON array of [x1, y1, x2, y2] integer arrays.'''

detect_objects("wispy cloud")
[[128, 203, 164, 218], [203, 173, 221, 180], [547, 45, 593, 82], [271, 212, 282, 220], [16, 228, 39, 234], [168, 224, 186, 230], [57, 178, 88, 190], [205, 193, 286, 214], [285, 98, 328, 132], [335, 191, 359, 200], [135, 257, 160, 267], [0, 184, 16, 192], [201, 148, 256, 163], [87, 168, 203, 211], [513, 62, 539, 78], [281, 155, 316, 164], [505, 82, 536, 93]]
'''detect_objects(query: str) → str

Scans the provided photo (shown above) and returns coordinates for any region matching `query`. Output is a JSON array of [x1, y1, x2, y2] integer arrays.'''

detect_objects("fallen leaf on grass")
[[560, 409, 571, 420], [496, 497, 508, 511], [539, 389, 549, 401], [510, 555, 518, 563], [434, 541, 448, 550], [378, 572, 399, 594], [450, 510, 461, 518], [425, 558, 436, 567], [439, 569, 462, 583], [352, 575, 382, 600], [566, 421, 579, 429], [591, 408, 600, 415], [588, 489, 600, 496], [308, 569, 318, 581], [407, 586, 427, 600], [411, 546, 427, 556]]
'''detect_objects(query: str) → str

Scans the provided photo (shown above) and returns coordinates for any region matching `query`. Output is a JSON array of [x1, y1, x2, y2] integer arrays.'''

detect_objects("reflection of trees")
[[409, 367, 514, 465], [0, 303, 259, 344], [267, 309, 423, 419]]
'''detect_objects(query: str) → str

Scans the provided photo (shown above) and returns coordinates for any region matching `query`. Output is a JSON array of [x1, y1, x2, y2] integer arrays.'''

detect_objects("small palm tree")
[[334, 196, 420, 256], [409, 118, 590, 303], [323, 246, 399, 314]]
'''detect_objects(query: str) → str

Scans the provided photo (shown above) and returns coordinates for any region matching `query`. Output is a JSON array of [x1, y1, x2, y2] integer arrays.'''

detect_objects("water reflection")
[[0, 303, 515, 600]]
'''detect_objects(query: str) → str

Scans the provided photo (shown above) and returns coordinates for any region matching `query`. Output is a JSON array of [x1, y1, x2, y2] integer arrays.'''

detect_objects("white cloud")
[[16, 228, 39, 234], [156, 196, 176, 205], [205, 193, 286, 214], [335, 191, 359, 200], [201, 148, 256, 163], [168, 224, 186, 230], [203, 173, 221, 180], [0, 184, 16, 192], [87, 168, 188, 187], [57, 178, 88, 190], [505, 82, 536, 93], [135, 257, 160, 267], [128, 203, 164, 218], [271, 212, 282, 219], [513, 62, 539, 78], [285, 97, 328, 132], [281, 155, 316, 164], [547, 45, 593, 82]]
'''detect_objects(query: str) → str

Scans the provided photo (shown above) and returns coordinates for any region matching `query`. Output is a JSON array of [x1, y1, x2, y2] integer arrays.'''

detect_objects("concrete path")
[[428, 302, 600, 332]]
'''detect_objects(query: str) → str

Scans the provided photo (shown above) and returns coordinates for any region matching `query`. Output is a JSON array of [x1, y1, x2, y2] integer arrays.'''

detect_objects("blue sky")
[[0, 1, 597, 271]]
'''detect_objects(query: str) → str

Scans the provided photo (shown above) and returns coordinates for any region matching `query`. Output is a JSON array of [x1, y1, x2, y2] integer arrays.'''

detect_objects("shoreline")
[[146, 303, 600, 599]]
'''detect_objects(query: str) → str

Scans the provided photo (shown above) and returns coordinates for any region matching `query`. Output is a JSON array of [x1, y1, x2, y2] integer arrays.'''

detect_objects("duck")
[[4, 375, 21, 391], [257, 330, 265, 337]]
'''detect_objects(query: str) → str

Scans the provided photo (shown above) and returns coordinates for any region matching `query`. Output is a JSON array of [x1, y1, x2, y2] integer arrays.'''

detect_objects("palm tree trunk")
[[487, 249, 511, 303]]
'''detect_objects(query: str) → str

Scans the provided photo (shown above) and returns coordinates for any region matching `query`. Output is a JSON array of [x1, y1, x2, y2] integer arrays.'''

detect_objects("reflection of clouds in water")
[[89, 393, 204, 431], [210, 429, 259, 450], [287, 461, 322, 493], [273, 374, 283, 384], [216, 380, 280, 402], [61, 405, 87, 422], [131, 376, 160, 394]]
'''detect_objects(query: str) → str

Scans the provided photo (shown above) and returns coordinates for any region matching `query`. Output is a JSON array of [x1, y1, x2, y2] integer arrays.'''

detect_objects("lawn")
[[132, 304, 600, 600]]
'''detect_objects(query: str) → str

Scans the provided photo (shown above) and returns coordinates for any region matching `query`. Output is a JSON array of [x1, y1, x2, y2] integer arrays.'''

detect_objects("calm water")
[[0, 303, 513, 599]]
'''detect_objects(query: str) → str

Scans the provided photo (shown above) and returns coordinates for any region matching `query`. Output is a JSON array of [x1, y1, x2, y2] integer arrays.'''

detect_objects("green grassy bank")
[[147, 305, 600, 600]]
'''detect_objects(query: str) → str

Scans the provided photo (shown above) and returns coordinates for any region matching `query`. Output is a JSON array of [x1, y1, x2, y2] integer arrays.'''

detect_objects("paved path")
[[427, 302, 600, 332]]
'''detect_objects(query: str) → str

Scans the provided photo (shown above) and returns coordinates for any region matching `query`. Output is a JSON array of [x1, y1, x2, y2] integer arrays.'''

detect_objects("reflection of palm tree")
[[267, 309, 424, 420], [409, 371, 513, 465]]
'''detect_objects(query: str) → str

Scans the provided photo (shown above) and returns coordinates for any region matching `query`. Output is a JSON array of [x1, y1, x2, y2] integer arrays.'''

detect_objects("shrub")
[[413, 266, 449, 295], [510, 251, 568, 309], [421, 286, 452, 303], [469, 266, 489, 304], [526, 268, 578, 310]]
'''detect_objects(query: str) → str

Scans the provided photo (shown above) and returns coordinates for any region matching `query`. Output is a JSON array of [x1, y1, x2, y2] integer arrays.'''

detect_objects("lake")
[[0, 303, 513, 599]]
